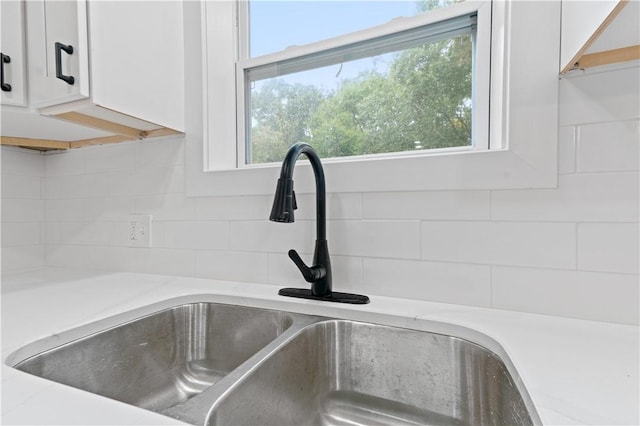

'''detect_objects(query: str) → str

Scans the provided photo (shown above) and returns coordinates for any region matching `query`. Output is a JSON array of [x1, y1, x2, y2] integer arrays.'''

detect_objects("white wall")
[[1, 147, 46, 274], [2, 64, 638, 325]]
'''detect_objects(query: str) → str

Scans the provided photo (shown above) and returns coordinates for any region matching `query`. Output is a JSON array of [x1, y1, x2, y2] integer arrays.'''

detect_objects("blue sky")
[[249, 1, 420, 90], [250, 1, 420, 57]]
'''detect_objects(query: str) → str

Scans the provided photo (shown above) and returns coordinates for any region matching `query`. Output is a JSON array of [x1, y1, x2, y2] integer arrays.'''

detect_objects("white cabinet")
[[85, 1, 184, 133], [1, 0, 28, 107], [2, 0, 184, 150], [25, 0, 90, 106]]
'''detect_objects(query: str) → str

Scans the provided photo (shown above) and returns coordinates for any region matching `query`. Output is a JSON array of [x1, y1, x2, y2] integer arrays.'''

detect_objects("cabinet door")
[[26, 0, 90, 107], [1, 0, 27, 107], [88, 0, 185, 132]]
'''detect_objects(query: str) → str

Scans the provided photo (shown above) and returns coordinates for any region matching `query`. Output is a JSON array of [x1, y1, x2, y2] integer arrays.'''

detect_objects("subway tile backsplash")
[[2, 66, 639, 325], [1, 148, 45, 274]]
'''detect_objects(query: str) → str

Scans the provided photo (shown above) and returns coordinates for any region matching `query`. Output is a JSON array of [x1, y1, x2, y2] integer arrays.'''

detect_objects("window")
[[195, 1, 559, 195], [237, 1, 489, 165]]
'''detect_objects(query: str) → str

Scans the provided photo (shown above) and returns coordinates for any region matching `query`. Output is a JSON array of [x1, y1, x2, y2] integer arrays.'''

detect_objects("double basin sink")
[[7, 297, 540, 425]]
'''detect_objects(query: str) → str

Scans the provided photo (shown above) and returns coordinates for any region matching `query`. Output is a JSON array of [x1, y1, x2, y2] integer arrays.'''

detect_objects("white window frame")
[[187, 0, 560, 197], [237, 1, 489, 165]]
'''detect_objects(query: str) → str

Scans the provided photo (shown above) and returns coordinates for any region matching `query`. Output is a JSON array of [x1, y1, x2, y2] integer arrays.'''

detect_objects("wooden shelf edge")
[[2, 130, 183, 152], [576, 44, 640, 70], [53, 111, 184, 140], [69, 134, 135, 149], [55, 111, 147, 139], [142, 128, 182, 138], [0, 137, 70, 151]]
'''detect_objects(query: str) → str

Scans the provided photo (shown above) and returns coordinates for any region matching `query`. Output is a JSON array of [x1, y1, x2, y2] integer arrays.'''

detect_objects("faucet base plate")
[[279, 288, 370, 304]]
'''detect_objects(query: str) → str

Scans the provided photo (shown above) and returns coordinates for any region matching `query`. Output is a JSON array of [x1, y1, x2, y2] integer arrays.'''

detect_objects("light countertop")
[[2, 268, 638, 425]]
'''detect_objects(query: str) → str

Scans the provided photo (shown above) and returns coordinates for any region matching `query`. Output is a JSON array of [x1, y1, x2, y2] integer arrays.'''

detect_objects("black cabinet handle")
[[55, 42, 75, 85], [1, 53, 11, 92]]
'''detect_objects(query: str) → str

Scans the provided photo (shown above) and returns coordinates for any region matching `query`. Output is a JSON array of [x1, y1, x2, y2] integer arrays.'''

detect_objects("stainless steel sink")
[[13, 302, 294, 412], [8, 297, 540, 425], [208, 320, 536, 426]]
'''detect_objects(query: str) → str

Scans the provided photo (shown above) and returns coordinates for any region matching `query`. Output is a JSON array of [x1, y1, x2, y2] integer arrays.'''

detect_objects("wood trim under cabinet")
[[0, 137, 70, 151], [575, 45, 640, 69], [1, 132, 178, 151], [141, 128, 182, 138], [69, 134, 134, 149], [54, 111, 147, 139]]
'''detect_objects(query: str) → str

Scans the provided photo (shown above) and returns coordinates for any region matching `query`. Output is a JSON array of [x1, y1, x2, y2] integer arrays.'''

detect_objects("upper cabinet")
[[1, 0, 27, 107], [2, 0, 185, 150], [26, 0, 90, 107], [561, 0, 640, 74]]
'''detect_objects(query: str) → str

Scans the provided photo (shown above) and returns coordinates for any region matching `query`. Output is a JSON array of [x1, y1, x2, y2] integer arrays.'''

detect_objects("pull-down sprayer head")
[[269, 178, 297, 223]]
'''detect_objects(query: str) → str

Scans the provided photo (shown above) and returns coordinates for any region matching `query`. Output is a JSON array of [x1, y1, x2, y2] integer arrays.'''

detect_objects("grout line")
[[575, 222, 580, 271], [575, 124, 581, 174], [489, 265, 494, 308]]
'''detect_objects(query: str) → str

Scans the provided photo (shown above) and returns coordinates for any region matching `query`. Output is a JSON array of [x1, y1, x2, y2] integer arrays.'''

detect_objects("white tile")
[[1, 173, 42, 199], [44, 222, 63, 246], [267, 250, 314, 287], [363, 191, 490, 220], [134, 136, 185, 168], [362, 258, 491, 307], [421, 221, 577, 269], [329, 220, 421, 259], [45, 150, 85, 176], [59, 221, 111, 246], [492, 266, 639, 325], [45, 244, 91, 268], [84, 196, 136, 221], [196, 195, 271, 221], [45, 173, 109, 199], [123, 247, 195, 276], [1, 199, 44, 222], [1, 245, 45, 274], [45, 198, 86, 222], [578, 223, 639, 274], [134, 194, 195, 221], [559, 66, 640, 126], [558, 126, 576, 174], [327, 255, 364, 294], [1, 222, 41, 247], [162, 221, 229, 250], [1, 147, 45, 176], [230, 220, 315, 253], [108, 166, 184, 196], [42, 175, 64, 199], [195, 250, 269, 283], [294, 193, 363, 220], [83, 143, 135, 173], [491, 172, 639, 222], [577, 120, 640, 173], [87, 246, 128, 271]]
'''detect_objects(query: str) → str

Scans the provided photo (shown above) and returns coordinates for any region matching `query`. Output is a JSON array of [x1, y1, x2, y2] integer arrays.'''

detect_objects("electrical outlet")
[[128, 214, 152, 248]]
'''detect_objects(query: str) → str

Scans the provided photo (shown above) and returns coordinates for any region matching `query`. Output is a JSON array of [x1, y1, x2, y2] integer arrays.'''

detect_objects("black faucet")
[[270, 142, 369, 304]]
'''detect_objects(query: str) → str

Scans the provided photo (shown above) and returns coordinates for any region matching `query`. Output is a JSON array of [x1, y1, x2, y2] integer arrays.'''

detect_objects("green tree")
[[390, 35, 472, 149], [248, 0, 472, 163], [251, 79, 325, 163]]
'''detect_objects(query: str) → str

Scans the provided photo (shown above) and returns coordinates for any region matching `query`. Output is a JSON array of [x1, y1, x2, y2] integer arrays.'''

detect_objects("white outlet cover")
[[128, 214, 152, 248]]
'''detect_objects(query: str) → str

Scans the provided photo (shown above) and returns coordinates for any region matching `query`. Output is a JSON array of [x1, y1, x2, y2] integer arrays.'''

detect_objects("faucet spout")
[[269, 142, 369, 304]]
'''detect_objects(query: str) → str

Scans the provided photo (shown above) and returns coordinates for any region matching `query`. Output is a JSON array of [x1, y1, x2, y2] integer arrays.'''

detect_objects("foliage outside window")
[[241, 0, 476, 165]]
